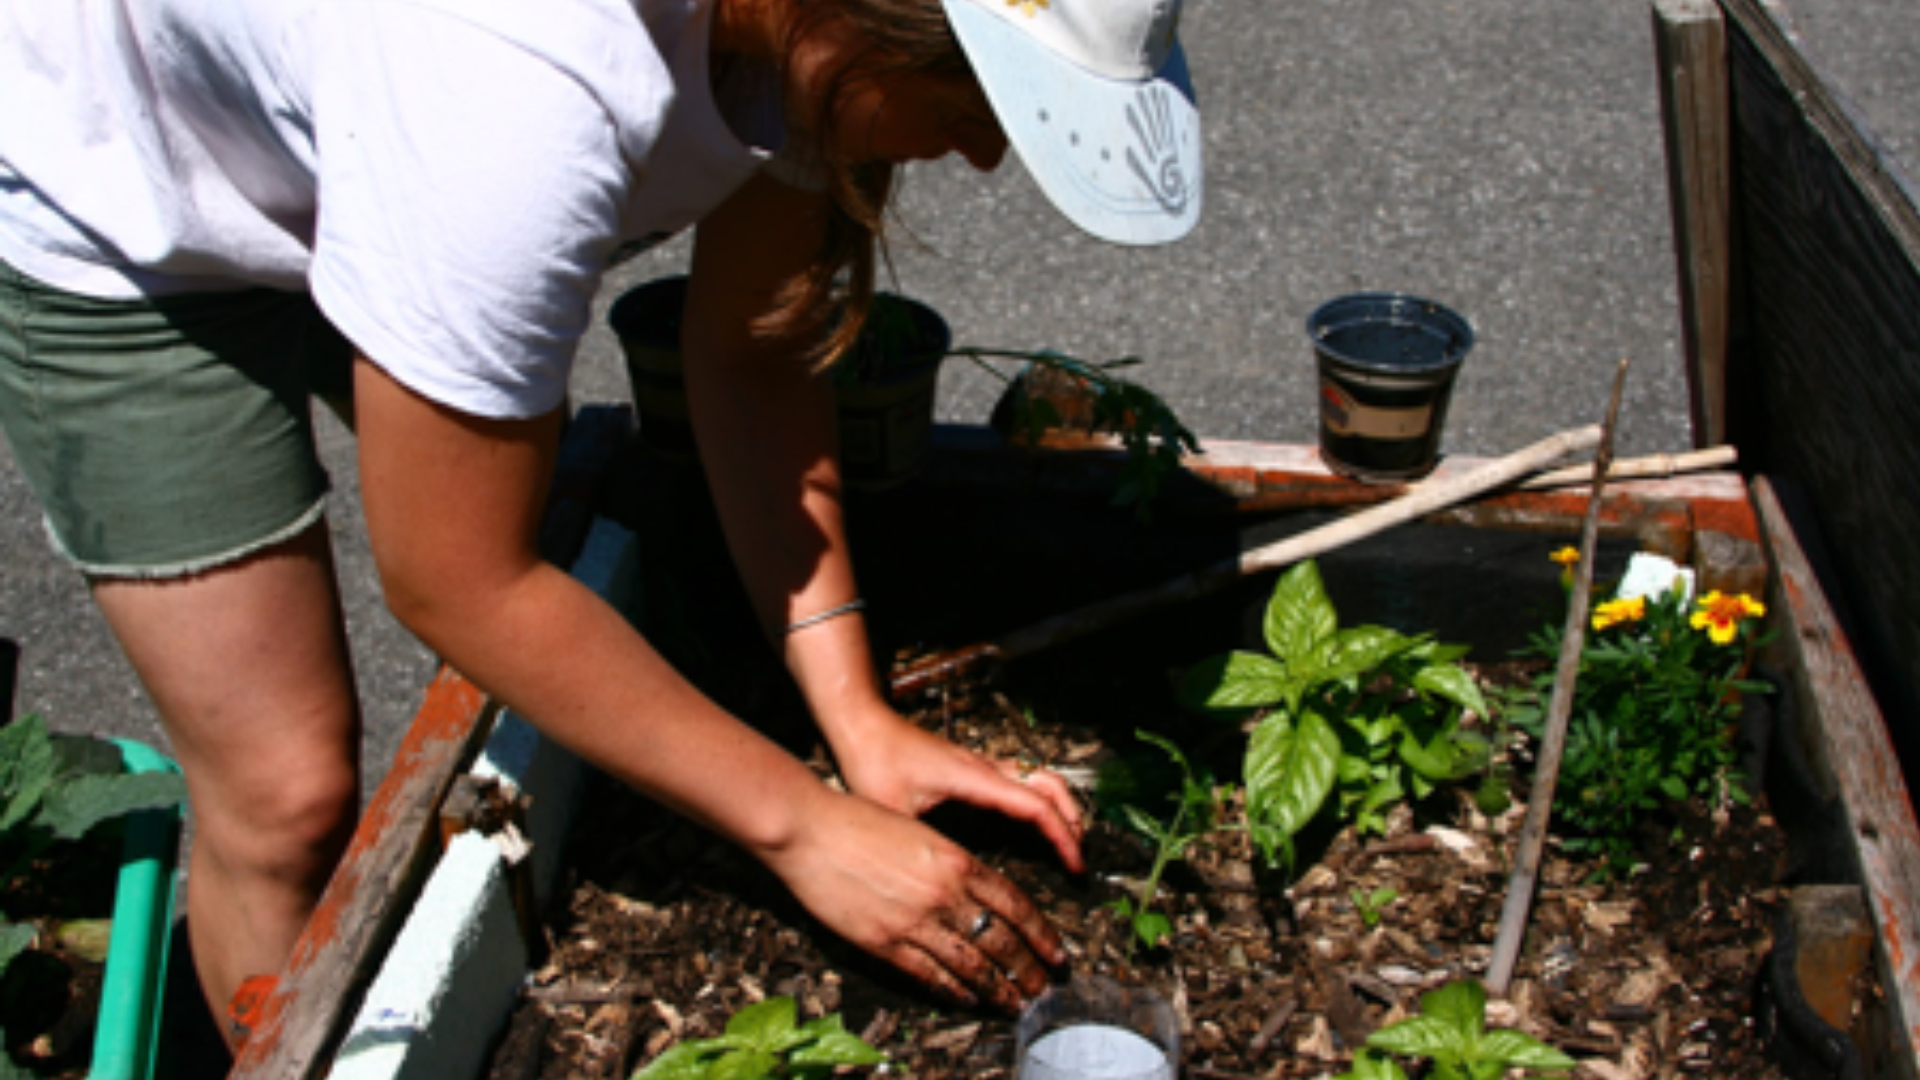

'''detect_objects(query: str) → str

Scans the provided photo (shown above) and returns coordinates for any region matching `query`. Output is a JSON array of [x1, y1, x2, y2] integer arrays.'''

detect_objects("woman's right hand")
[[760, 784, 1068, 1013]]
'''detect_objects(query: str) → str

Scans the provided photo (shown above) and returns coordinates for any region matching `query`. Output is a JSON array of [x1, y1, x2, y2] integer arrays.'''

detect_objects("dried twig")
[[1484, 359, 1632, 997], [1515, 443, 1736, 489]]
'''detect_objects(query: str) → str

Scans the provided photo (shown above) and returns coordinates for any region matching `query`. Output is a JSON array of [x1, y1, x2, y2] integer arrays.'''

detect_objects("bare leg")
[[91, 522, 361, 1046]]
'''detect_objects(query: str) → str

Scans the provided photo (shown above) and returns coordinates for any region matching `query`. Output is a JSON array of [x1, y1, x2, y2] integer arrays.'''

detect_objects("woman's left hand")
[[830, 707, 1087, 874]]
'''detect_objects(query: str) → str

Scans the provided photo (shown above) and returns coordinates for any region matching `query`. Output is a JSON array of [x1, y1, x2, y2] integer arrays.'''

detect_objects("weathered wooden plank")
[[1718, 0, 1920, 751], [1652, 0, 1735, 449], [1754, 476, 1920, 1080], [228, 667, 496, 1079], [229, 404, 634, 1079]]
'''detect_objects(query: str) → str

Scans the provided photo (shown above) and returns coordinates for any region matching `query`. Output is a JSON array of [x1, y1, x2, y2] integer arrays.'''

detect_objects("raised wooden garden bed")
[[222, 406, 1916, 1080]]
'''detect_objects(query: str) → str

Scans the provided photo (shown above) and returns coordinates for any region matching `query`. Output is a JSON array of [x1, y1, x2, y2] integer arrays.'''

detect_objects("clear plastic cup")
[[1015, 975, 1179, 1080]]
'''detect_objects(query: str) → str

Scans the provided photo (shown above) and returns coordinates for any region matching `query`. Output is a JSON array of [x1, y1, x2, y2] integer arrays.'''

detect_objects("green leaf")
[[38, 771, 186, 842], [0, 716, 45, 793], [0, 715, 56, 834], [1265, 562, 1338, 670], [1321, 625, 1415, 686], [1421, 642, 1473, 664], [1175, 652, 1290, 711], [1136, 730, 1192, 777], [1366, 1015, 1465, 1061], [1121, 804, 1170, 845], [708, 1048, 780, 1080], [1357, 772, 1405, 818], [0, 1043, 39, 1080], [1244, 709, 1340, 842], [49, 732, 126, 781], [630, 1041, 715, 1080], [720, 997, 803, 1052], [789, 1028, 885, 1069], [1336, 1048, 1412, 1080], [1130, 909, 1173, 950], [1419, 981, 1488, 1042], [1413, 664, 1490, 719], [1398, 729, 1481, 784], [1477, 1029, 1578, 1070], [0, 920, 38, 978]]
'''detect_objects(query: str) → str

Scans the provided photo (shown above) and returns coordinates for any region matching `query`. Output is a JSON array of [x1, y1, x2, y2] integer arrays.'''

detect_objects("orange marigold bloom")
[[1550, 546, 1580, 567], [1690, 591, 1765, 645], [1591, 595, 1647, 631]]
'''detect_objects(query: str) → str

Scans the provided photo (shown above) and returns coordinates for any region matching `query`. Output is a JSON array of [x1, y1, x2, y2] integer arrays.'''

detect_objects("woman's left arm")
[[684, 174, 1083, 870]]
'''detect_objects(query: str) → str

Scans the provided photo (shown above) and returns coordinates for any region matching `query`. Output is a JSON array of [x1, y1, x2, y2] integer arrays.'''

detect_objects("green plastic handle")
[[93, 739, 183, 1080]]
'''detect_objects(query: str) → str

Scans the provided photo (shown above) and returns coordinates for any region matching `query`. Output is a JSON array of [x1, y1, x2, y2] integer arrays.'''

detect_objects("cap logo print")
[[943, 0, 1201, 243], [1124, 85, 1190, 215]]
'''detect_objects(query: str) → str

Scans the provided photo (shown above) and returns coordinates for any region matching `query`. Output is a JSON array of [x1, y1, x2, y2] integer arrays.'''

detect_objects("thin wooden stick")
[[1483, 359, 1632, 997], [1515, 444, 1736, 489], [890, 424, 1603, 696]]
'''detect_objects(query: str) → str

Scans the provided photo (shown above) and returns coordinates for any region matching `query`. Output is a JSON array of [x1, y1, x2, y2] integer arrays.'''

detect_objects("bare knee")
[[192, 759, 359, 891]]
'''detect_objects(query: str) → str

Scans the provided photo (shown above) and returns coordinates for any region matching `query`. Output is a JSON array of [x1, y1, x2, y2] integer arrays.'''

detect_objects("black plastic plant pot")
[[1305, 292, 1475, 482], [609, 280, 948, 490], [834, 293, 950, 492], [608, 275, 695, 460]]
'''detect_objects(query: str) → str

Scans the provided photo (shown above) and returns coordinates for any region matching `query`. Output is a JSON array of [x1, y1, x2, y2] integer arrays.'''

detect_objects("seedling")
[[1175, 561, 1491, 871], [1351, 886, 1398, 928], [1103, 731, 1216, 954], [629, 995, 885, 1079], [1335, 980, 1576, 1080], [953, 347, 1200, 517]]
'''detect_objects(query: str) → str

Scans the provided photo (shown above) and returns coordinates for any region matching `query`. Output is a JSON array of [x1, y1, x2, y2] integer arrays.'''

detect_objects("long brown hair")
[[763, 0, 973, 369]]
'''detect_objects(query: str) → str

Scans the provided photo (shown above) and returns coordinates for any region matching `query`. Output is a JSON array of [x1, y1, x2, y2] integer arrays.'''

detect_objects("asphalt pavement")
[[4, 0, 1916, 801]]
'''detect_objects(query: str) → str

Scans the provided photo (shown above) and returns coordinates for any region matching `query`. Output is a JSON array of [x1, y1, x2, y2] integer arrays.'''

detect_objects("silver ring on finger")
[[966, 911, 994, 941]]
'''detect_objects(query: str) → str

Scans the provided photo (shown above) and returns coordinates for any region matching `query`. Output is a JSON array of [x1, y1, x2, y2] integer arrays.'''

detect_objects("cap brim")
[[945, 0, 1202, 246]]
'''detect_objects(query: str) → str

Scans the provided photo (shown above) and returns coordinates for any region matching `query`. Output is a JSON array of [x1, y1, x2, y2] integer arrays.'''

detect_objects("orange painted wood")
[[228, 666, 496, 1079]]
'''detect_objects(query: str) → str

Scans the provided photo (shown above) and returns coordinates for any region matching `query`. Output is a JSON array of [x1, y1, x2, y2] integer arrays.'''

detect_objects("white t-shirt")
[[0, 0, 807, 417]]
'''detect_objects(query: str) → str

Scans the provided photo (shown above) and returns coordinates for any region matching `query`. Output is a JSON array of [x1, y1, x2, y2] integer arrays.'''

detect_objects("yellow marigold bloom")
[[1591, 595, 1647, 631], [1550, 546, 1580, 567], [1691, 591, 1766, 645]]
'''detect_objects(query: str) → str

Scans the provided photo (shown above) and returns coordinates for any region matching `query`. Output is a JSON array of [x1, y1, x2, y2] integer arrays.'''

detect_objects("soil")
[[485, 653, 1800, 1080], [482, 448, 1815, 1080]]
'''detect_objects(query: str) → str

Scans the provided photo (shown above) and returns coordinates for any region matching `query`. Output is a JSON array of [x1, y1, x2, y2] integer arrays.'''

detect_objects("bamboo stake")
[[1483, 359, 1631, 997], [1515, 443, 1736, 490], [890, 423, 1604, 697]]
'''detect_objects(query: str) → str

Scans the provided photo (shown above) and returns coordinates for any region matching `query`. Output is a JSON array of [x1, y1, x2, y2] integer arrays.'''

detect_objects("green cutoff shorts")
[[0, 259, 355, 578]]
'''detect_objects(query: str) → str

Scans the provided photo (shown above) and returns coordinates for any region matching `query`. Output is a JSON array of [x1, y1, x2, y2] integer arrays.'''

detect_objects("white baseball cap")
[[942, 0, 1202, 245]]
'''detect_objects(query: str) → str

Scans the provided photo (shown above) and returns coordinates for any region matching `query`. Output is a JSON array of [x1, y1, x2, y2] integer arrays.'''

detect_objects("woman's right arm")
[[350, 355, 1063, 1009]]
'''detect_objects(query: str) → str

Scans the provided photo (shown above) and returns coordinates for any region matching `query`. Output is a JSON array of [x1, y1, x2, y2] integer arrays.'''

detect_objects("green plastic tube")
[[92, 740, 183, 1080]]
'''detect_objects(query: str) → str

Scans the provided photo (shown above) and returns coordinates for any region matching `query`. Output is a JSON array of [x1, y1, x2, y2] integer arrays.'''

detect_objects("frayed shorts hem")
[[46, 494, 331, 581]]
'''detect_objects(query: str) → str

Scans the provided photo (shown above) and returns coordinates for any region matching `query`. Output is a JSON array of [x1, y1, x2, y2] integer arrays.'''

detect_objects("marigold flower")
[[1591, 595, 1647, 631], [1550, 546, 1580, 567], [1690, 591, 1765, 645]]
